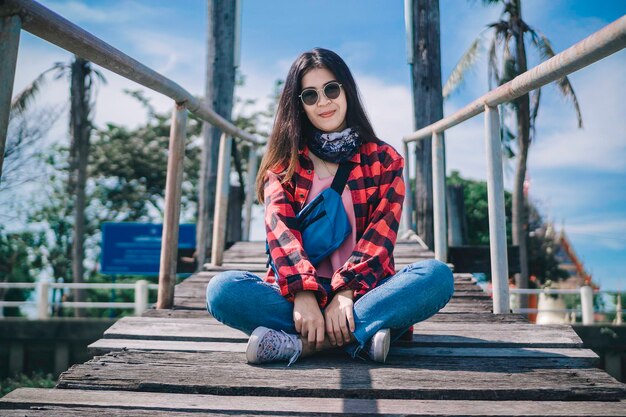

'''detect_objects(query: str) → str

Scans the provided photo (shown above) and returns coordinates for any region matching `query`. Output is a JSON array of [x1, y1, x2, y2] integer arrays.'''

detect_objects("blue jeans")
[[206, 259, 454, 359]]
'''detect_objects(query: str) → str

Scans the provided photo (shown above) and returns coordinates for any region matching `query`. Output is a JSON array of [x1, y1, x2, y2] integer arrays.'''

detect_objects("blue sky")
[[7, 0, 626, 290]]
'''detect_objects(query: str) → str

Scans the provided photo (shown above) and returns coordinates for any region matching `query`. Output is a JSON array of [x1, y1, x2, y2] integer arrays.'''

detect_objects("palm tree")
[[11, 56, 105, 316], [443, 0, 583, 307]]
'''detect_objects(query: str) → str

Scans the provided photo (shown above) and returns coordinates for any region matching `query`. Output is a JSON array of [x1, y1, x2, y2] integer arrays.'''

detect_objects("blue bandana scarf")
[[307, 127, 362, 163]]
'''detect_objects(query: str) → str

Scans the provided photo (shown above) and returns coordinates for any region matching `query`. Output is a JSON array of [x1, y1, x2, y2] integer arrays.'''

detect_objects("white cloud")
[[353, 73, 413, 152], [559, 219, 626, 251], [43, 0, 162, 24], [528, 56, 626, 173], [122, 29, 205, 77]]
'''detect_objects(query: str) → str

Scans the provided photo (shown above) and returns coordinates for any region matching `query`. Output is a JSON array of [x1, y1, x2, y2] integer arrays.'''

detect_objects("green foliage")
[[7, 77, 279, 318], [0, 372, 56, 398], [0, 227, 45, 316], [447, 170, 513, 245], [447, 170, 568, 285]]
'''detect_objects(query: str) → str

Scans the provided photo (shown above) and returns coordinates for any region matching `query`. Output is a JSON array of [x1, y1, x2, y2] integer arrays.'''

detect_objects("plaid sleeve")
[[330, 156, 405, 297], [264, 170, 327, 306]]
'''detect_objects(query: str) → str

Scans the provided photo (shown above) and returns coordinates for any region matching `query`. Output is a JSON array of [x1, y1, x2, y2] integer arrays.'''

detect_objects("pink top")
[[304, 172, 357, 279]]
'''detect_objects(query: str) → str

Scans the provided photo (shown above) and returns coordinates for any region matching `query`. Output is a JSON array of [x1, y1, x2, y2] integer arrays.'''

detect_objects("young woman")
[[206, 48, 454, 366]]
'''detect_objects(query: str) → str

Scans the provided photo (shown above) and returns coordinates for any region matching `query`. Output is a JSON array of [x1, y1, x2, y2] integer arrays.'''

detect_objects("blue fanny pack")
[[266, 162, 354, 275]]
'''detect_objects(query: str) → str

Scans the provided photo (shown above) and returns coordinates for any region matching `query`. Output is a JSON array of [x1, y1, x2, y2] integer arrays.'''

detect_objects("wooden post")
[[211, 132, 232, 266], [8, 341, 24, 375], [37, 281, 50, 319], [157, 104, 187, 309], [401, 141, 413, 232], [197, 0, 238, 271], [484, 105, 510, 314], [431, 131, 447, 262], [447, 183, 466, 246], [242, 145, 258, 241], [134, 280, 149, 316], [615, 293, 623, 325], [409, 0, 444, 250], [580, 286, 594, 325], [0, 15, 21, 183]]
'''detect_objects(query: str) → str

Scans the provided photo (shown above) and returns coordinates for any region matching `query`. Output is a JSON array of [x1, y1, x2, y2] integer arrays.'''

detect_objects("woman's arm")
[[330, 156, 405, 296], [264, 169, 328, 307]]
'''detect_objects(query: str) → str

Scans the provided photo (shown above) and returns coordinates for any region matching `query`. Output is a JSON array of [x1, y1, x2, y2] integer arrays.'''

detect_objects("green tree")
[[11, 57, 106, 315], [443, 0, 583, 304], [0, 226, 45, 317], [448, 170, 567, 286]]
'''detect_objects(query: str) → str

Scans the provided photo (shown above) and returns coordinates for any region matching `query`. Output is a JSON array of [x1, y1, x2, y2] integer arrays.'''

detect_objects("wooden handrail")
[[0, 0, 267, 308], [2, 0, 264, 147], [403, 15, 626, 143], [401, 15, 626, 315]]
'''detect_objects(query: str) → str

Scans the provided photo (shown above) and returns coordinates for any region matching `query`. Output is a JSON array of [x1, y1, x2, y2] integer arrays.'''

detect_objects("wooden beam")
[[2, 0, 263, 146], [157, 104, 187, 309], [0, 14, 21, 183], [404, 15, 626, 142]]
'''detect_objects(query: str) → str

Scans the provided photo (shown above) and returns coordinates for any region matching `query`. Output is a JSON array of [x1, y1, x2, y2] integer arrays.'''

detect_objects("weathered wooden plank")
[[142, 308, 528, 323], [175, 280, 485, 295], [90, 338, 596, 360], [102, 317, 582, 347], [103, 317, 247, 341], [4, 388, 626, 416], [56, 350, 625, 401], [217, 255, 438, 264], [170, 296, 495, 312], [89, 339, 246, 355]]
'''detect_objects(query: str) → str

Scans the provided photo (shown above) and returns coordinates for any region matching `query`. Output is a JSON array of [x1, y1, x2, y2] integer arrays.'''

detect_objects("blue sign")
[[101, 222, 196, 275]]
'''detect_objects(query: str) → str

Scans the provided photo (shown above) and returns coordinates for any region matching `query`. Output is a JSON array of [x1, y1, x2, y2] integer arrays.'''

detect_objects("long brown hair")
[[255, 48, 376, 202]]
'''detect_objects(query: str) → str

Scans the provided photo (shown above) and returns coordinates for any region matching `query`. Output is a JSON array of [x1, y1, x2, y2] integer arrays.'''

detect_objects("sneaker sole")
[[372, 328, 391, 363], [246, 326, 268, 363]]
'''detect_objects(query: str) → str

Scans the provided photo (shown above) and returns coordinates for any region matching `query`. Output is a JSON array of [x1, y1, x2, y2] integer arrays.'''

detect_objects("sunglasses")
[[299, 81, 343, 106]]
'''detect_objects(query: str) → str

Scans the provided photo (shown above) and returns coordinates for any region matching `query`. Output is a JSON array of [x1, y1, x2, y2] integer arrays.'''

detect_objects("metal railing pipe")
[[401, 141, 413, 232], [484, 105, 509, 314], [157, 104, 187, 309], [0, 14, 21, 183], [581, 285, 595, 325], [431, 131, 447, 262], [210, 133, 233, 266], [2, 0, 263, 147], [403, 15, 626, 143], [243, 145, 259, 241]]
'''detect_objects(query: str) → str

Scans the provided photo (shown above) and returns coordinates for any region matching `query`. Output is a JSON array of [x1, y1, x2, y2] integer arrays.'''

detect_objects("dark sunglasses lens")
[[325, 83, 341, 99], [301, 90, 318, 105]]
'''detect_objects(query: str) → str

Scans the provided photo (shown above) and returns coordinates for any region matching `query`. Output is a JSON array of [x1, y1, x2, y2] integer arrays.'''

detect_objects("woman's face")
[[300, 67, 347, 133]]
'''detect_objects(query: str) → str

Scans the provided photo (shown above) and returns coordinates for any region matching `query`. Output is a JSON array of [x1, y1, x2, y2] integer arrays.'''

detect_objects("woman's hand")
[[293, 291, 325, 351], [323, 289, 355, 346]]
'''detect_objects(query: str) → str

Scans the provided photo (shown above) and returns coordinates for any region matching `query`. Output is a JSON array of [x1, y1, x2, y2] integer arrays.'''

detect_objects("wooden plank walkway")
[[2, 240, 626, 416]]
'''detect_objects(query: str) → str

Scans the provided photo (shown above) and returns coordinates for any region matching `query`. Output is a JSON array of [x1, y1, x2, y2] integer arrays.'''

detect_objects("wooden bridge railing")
[[400, 15, 626, 314], [0, 0, 266, 309]]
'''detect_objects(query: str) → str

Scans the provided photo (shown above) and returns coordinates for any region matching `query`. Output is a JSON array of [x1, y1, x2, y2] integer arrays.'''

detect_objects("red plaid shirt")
[[263, 138, 405, 308]]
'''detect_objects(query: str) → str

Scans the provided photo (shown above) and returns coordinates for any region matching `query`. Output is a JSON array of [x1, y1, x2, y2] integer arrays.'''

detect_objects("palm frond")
[[501, 55, 518, 85], [10, 72, 48, 115], [528, 27, 555, 61], [443, 36, 483, 99], [529, 28, 583, 128], [487, 36, 500, 89], [555, 76, 583, 128]]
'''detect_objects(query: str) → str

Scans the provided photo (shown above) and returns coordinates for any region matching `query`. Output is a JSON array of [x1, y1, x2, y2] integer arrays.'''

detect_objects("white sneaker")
[[367, 328, 391, 363], [246, 326, 302, 366]]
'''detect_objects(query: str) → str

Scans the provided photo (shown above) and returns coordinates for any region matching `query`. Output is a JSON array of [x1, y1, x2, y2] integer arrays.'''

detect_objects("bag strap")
[[330, 161, 354, 194]]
